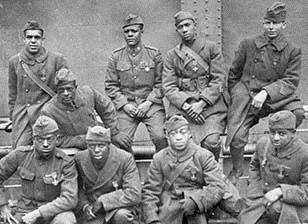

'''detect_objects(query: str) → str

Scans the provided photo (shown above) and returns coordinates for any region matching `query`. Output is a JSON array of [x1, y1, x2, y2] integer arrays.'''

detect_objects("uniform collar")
[[270, 137, 302, 159], [54, 88, 85, 111], [255, 33, 288, 51], [19, 47, 48, 65], [167, 139, 197, 162], [126, 42, 143, 57]]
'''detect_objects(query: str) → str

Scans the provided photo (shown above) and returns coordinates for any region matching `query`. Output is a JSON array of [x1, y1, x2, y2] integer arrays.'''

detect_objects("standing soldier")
[[74, 126, 141, 224], [0, 115, 78, 224], [239, 110, 308, 224], [41, 68, 131, 151], [105, 13, 168, 152], [226, 2, 305, 183], [162, 11, 228, 160], [8, 21, 67, 148]]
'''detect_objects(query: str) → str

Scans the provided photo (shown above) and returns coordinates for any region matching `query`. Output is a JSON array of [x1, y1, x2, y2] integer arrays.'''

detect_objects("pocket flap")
[[116, 62, 131, 71], [19, 168, 35, 180]]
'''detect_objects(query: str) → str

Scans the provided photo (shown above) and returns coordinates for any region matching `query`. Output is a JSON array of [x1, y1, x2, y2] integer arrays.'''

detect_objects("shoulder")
[[152, 147, 169, 161], [194, 144, 215, 159], [75, 150, 88, 163], [144, 44, 160, 53], [47, 51, 65, 59], [111, 46, 125, 56], [42, 97, 57, 111], [54, 148, 74, 163], [9, 54, 20, 64], [77, 85, 94, 95], [296, 139, 308, 160]]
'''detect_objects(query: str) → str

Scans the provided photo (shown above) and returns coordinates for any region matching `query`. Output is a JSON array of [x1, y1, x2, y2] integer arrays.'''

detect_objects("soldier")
[[162, 11, 228, 160], [105, 13, 168, 152], [74, 126, 141, 224], [8, 20, 67, 148], [239, 110, 308, 224], [0, 115, 78, 224], [226, 2, 305, 183], [142, 115, 230, 224], [41, 68, 131, 151]]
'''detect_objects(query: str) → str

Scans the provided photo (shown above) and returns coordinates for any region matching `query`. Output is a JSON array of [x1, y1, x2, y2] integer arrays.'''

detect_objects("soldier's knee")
[[112, 209, 135, 224], [291, 108, 305, 127], [51, 211, 76, 224], [151, 134, 168, 152], [201, 134, 222, 160]]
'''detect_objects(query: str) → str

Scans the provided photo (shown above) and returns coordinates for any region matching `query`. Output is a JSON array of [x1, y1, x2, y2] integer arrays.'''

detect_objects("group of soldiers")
[[0, 1, 307, 224]]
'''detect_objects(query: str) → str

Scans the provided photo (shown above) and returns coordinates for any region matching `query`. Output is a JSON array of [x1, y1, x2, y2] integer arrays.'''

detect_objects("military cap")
[[269, 110, 296, 130], [165, 115, 189, 133], [55, 68, 77, 86], [86, 126, 111, 143], [122, 13, 144, 29], [23, 20, 44, 35], [33, 115, 59, 137], [174, 11, 195, 27], [264, 2, 286, 23]]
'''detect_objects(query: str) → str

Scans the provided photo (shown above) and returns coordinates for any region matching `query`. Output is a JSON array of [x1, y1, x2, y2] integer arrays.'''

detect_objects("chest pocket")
[[136, 60, 155, 87], [43, 171, 62, 200], [116, 62, 133, 87], [19, 167, 35, 196]]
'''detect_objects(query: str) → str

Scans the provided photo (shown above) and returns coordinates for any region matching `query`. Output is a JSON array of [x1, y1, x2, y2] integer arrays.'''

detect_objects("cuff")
[[184, 191, 204, 212]]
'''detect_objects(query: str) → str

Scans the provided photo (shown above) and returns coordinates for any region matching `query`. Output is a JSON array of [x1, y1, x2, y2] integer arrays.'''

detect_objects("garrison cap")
[[86, 126, 111, 143], [23, 20, 44, 35], [55, 68, 77, 86], [174, 11, 195, 27], [264, 2, 286, 23], [269, 110, 296, 130], [165, 115, 189, 133], [33, 115, 59, 137], [123, 13, 144, 29]]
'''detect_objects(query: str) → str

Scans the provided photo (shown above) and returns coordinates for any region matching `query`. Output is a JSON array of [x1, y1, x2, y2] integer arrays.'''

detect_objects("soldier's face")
[[23, 30, 44, 54], [123, 25, 143, 47], [34, 133, 58, 158], [269, 128, 295, 149], [87, 142, 109, 160], [57, 82, 77, 106], [176, 19, 196, 42], [168, 125, 191, 151], [263, 19, 286, 39]]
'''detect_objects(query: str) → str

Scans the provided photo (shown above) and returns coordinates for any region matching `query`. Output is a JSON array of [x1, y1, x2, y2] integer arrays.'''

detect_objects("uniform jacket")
[[142, 139, 225, 224], [75, 145, 141, 221], [0, 146, 78, 218], [105, 43, 164, 116], [162, 38, 227, 118], [8, 48, 67, 145], [226, 34, 302, 146], [41, 85, 119, 149], [241, 136, 308, 224]]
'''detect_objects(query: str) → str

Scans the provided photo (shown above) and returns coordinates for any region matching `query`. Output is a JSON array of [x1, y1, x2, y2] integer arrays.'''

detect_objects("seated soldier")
[[0, 115, 78, 224], [41, 68, 131, 151], [74, 126, 141, 224], [239, 110, 308, 224], [142, 115, 239, 224]]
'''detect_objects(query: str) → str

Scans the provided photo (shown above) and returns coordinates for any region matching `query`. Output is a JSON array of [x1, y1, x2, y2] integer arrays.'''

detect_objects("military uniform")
[[142, 139, 226, 224], [75, 145, 141, 224], [41, 85, 120, 150], [8, 47, 67, 148], [0, 146, 78, 223]]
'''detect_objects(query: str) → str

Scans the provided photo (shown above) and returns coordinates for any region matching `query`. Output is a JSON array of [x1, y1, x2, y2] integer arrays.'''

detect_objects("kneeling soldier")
[[0, 115, 78, 224], [75, 126, 141, 224], [142, 115, 228, 224]]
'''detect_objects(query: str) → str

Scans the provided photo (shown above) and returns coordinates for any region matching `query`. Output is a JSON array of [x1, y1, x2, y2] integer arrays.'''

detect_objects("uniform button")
[[37, 100, 41, 103], [252, 75, 255, 79], [132, 53, 136, 56], [24, 75, 27, 78], [134, 76, 137, 79], [25, 89, 29, 93], [26, 104, 30, 107], [273, 62, 277, 66], [254, 59, 258, 63], [265, 182, 269, 186]]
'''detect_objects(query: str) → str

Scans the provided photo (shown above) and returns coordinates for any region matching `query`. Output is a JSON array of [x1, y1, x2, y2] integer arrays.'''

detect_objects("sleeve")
[[0, 151, 20, 206], [162, 51, 193, 110], [146, 50, 163, 104], [141, 155, 163, 224], [105, 53, 129, 110], [98, 154, 141, 211], [263, 47, 301, 103], [93, 88, 120, 136], [184, 152, 224, 212], [199, 42, 227, 105], [8, 59, 17, 120], [38, 158, 78, 218], [279, 154, 308, 206], [57, 134, 87, 150], [227, 40, 247, 92]]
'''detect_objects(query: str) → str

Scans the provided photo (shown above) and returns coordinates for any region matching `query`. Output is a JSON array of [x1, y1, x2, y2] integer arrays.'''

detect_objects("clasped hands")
[[83, 200, 105, 221], [264, 187, 283, 207], [123, 101, 153, 118], [182, 100, 207, 124], [0, 205, 40, 224]]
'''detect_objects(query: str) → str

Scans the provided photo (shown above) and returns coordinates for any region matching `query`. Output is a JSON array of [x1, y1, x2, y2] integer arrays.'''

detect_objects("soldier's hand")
[[264, 187, 282, 204], [186, 101, 206, 121], [123, 104, 138, 118], [251, 90, 268, 108], [92, 200, 105, 216], [182, 102, 191, 112], [0, 205, 18, 224], [21, 209, 40, 224], [83, 204, 96, 221], [136, 101, 153, 118], [179, 197, 197, 216], [112, 132, 132, 149]]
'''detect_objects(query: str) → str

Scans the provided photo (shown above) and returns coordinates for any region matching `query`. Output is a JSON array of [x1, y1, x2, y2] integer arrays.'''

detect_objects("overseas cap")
[[23, 20, 44, 35], [174, 11, 195, 27], [269, 110, 296, 130], [264, 2, 286, 23], [165, 115, 189, 133], [33, 115, 59, 137], [122, 13, 144, 29], [86, 126, 111, 143], [55, 68, 77, 86]]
